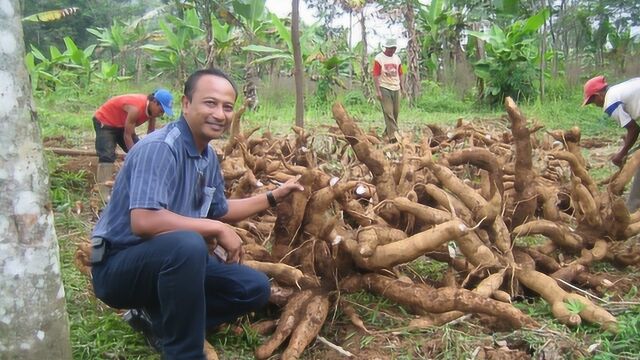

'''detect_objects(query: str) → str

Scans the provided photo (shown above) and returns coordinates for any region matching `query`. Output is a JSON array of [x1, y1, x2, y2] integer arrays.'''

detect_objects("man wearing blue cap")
[[92, 89, 174, 201]]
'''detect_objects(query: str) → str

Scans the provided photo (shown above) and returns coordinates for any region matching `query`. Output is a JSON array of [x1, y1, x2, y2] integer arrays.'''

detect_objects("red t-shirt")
[[94, 94, 150, 128]]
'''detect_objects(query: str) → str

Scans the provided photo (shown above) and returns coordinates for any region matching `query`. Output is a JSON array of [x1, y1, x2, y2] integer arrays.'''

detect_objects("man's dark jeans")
[[93, 117, 137, 163], [91, 231, 271, 359]]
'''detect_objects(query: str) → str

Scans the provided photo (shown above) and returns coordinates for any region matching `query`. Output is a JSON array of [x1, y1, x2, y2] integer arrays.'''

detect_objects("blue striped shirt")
[[92, 117, 228, 246]]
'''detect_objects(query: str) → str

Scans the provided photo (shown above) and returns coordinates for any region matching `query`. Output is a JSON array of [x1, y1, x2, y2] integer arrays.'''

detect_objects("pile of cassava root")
[[76, 97, 640, 359]]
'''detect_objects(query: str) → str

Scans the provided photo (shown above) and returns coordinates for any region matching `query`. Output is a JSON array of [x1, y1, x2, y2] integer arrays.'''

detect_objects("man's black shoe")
[[122, 309, 163, 353]]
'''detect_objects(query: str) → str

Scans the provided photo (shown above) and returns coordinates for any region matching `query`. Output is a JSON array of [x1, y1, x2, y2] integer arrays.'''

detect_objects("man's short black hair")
[[184, 68, 238, 102]]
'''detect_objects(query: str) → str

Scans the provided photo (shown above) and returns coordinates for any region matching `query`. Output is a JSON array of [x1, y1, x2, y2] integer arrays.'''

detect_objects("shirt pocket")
[[199, 186, 215, 218]]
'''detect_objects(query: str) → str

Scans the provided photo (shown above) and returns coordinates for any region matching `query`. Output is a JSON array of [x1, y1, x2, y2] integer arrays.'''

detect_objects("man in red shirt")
[[373, 38, 403, 142], [93, 89, 173, 202]]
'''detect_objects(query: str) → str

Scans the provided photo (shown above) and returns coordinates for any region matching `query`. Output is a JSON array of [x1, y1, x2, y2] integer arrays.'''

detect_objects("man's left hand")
[[272, 175, 305, 202]]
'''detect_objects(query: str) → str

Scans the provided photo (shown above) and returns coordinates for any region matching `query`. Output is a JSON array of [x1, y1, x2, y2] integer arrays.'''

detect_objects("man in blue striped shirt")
[[91, 68, 303, 359]]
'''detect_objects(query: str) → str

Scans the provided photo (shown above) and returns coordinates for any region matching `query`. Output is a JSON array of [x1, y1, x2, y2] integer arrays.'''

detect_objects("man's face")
[[148, 100, 164, 117], [384, 46, 396, 56], [591, 92, 605, 107], [182, 74, 236, 146]]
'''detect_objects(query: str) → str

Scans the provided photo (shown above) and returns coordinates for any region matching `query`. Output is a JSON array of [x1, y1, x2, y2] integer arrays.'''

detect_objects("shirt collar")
[[177, 116, 210, 159]]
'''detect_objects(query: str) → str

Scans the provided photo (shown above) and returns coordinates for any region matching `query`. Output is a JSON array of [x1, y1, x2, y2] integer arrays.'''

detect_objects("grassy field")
[[41, 82, 640, 359]]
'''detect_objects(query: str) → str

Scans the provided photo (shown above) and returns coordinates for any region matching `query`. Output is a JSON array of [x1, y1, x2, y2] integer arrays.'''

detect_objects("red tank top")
[[94, 94, 150, 128]]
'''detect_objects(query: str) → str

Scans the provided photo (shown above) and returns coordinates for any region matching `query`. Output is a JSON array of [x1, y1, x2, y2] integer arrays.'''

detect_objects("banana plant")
[[93, 61, 131, 83], [242, 13, 323, 70], [25, 36, 96, 91], [141, 8, 206, 81], [62, 37, 97, 87], [466, 8, 549, 104]]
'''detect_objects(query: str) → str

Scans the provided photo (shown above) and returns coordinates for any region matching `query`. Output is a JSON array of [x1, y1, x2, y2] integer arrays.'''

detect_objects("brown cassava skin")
[[386, 196, 452, 226], [229, 170, 259, 199], [424, 161, 489, 221], [303, 181, 360, 237], [547, 127, 586, 167], [504, 97, 538, 228], [204, 340, 220, 360], [536, 184, 561, 221], [411, 183, 498, 265], [409, 270, 509, 328], [270, 171, 315, 261], [341, 301, 370, 333], [220, 157, 247, 182], [280, 293, 330, 360], [251, 320, 278, 336], [221, 101, 248, 157], [344, 220, 469, 270], [550, 263, 586, 285], [331, 103, 393, 191], [516, 269, 577, 326], [417, 183, 474, 225], [343, 274, 537, 329], [608, 149, 640, 195], [571, 177, 601, 227], [255, 290, 314, 360], [602, 196, 630, 239], [513, 220, 583, 250], [564, 293, 617, 332], [517, 269, 617, 330], [445, 148, 504, 198], [356, 225, 408, 257], [243, 260, 315, 288], [551, 150, 598, 200], [269, 285, 295, 307]]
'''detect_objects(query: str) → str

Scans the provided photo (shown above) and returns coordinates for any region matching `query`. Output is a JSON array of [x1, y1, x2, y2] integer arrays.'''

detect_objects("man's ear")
[[181, 95, 190, 109]]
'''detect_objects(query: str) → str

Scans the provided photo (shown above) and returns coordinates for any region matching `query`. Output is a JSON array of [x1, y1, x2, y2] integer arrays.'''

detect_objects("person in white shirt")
[[373, 38, 404, 142], [583, 76, 640, 210]]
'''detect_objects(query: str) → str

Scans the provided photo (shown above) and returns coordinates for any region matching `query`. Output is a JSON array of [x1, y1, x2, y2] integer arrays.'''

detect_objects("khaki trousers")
[[379, 87, 400, 138]]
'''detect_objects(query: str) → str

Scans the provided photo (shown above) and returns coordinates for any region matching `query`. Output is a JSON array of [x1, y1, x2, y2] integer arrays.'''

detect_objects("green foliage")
[[141, 8, 206, 80], [564, 298, 586, 315], [467, 9, 549, 105], [406, 257, 449, 281], [312, 54, 352, 106], [342, 90, 367, 106], [48, 159, 89, 210], [417, 80, 474, 113], [25, 36, 96, 92]]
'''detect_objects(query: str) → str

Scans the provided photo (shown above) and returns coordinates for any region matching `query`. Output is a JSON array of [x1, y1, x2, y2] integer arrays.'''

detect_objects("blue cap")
[[153, 88, 174, 117]]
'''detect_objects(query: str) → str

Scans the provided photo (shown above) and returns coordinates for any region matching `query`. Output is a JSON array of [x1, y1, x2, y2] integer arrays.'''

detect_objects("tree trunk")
[[359, 9, 370, 98], [539, 0, 547, 103], [292, 0, 305, 128], [404, 0, 421, 106], [0, 1, 73, 358]]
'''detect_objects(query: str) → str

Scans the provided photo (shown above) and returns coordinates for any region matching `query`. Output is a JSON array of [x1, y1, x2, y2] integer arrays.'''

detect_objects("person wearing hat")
[[373, 37, 404, 142], [583, 75, 640, 210], [92, 89, 174, 202]]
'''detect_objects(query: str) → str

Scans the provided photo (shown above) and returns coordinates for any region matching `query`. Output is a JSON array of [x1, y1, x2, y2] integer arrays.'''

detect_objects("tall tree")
[[404, 0, 421, 104], [292, 0, 305, 127], [0, 0, 72, 358]]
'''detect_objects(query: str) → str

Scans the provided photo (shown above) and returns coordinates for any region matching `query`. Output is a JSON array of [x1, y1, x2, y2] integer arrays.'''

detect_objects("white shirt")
[[374, 52, 402, 91], [604, 78, 640, 127]]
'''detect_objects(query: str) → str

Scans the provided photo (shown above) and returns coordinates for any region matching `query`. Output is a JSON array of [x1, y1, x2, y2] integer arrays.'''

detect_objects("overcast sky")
[[264, 0, 406, 52]]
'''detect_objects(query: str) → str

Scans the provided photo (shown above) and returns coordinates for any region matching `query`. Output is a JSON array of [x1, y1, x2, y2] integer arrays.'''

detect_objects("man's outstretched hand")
[[272, 175, 305, 202]]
